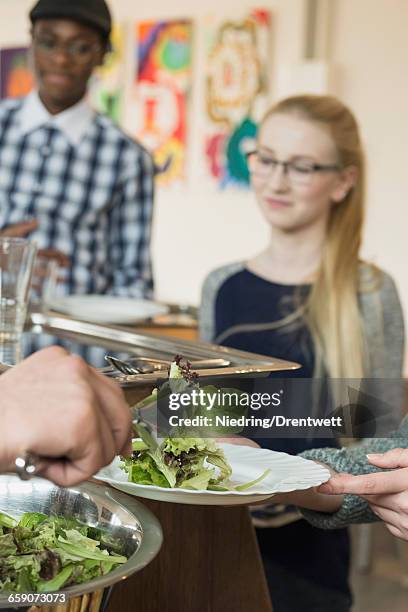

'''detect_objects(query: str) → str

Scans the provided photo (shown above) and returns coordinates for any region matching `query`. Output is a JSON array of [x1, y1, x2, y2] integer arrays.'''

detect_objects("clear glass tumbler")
[[30, 255, 59, 312], [0, 238, 37, 364]]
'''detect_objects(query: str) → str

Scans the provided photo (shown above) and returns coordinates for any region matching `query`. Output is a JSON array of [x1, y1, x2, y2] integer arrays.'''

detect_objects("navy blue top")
[[213, 268, 351, 606], [214, 268, 337, 455]]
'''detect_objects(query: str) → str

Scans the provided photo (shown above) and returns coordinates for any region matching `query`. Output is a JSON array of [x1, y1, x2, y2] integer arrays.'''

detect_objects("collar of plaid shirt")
[[18, 90, 95, 147]]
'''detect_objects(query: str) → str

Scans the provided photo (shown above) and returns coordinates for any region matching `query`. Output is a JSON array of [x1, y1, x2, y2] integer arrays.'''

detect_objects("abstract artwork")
[[204, 9, 271, 189], [134, 20, 193, 186], [0, 47, 34, 100], [89, 24, 126, 123]]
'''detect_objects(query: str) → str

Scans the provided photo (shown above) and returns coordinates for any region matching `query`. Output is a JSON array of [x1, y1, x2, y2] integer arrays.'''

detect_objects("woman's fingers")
[[366, 448, 408, 469], [367, 501, 408, 541], [385, 524, 405, 540], [318, 469, 408, 495], [368, 503, 400, 523]]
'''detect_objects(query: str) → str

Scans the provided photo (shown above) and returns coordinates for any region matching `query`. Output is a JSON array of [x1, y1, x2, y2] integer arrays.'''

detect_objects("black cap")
[[30, 0, 112, 38]]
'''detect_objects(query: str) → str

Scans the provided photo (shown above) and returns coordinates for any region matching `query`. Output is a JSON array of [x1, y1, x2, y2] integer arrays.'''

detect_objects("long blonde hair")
[[261, 94, 373, 379]]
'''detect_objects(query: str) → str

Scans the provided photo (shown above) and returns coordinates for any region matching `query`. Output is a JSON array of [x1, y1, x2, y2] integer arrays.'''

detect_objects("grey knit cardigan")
[[199, 262, 406, 529]]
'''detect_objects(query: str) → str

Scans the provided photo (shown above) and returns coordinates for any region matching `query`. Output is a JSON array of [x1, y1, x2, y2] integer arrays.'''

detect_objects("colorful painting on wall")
[[89, 24, 126, 123], [134, 19, 193, 186], [204, 9, 271, 189], [0, 47, 34, 100]]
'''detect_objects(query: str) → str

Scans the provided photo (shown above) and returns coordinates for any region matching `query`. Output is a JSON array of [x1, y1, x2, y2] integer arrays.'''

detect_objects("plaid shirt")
[[0, 94, 154, 297]]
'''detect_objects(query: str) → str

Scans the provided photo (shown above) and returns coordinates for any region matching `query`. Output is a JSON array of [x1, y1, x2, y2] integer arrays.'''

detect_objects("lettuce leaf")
[[0, 533, 17, 557], [56, 537, 126, 563], [19, 513, 48, 529], [0, 513, 128, 594], [123, 454, 172, 488], [181, 469, 215, 490], [37, 564, 74, 593], [122, 436, 233, 491], [206, 451, 233, 484], [162, 437, 217, 456], [0, 512, 17, 529]]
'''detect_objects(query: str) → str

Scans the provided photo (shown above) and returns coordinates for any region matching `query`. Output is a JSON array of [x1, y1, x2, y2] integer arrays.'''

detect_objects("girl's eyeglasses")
[[246, 151, 341, 187]]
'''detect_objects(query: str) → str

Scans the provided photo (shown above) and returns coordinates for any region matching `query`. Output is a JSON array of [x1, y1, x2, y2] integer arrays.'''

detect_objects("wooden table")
[[106, 322, 272, 612], [106, 500, 272, 612], [135, 323, 199, 342]]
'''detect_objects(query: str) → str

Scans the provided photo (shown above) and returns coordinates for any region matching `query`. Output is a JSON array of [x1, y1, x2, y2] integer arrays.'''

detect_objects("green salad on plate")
[[121, 357, 270, 492]]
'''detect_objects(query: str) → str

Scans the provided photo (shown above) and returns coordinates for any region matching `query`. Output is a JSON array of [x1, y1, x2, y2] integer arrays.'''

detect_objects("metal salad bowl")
[[0, 475, 163, 607]]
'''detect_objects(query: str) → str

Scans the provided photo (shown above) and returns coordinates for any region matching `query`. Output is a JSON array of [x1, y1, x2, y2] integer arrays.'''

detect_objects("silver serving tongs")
[[131, 402, 160, 452]]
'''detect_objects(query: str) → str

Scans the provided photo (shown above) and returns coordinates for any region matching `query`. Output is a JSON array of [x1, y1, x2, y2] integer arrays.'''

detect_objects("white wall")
[[328, 0, 408, 370], [0, 1, 407, 363]]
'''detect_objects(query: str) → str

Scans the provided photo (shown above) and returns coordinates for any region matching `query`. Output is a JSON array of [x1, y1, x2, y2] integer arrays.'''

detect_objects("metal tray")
[[26, 311, 301, 387]]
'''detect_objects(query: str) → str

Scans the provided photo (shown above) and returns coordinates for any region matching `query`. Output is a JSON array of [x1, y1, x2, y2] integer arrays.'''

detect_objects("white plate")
[[95, 444, 331, 506], [47, 295, 169, 325]]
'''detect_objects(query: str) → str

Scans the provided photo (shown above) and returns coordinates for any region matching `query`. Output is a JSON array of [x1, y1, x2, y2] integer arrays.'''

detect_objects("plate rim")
[[46, 295, 169, 323], [95, 444, 331, 497]]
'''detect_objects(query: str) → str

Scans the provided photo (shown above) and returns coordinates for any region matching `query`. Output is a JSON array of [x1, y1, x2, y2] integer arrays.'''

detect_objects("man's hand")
[[318, 448, 408, 540], [37, 248, 70, 268], [0, 221, 70, 267], [0, 220, 39, 238], [0, 347, 132, 487]]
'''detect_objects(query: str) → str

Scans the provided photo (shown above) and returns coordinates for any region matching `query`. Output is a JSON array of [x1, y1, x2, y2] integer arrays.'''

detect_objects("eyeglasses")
[[246, 150, 341, 187], [32, 35, 102, 64]]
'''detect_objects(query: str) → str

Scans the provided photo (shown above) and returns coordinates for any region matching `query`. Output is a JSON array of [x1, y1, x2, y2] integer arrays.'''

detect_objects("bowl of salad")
[[0, 475, 163, 606]]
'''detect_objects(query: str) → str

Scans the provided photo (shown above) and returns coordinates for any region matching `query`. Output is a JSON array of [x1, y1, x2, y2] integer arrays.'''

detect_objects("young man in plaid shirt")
[[0, 0, 154, 298]]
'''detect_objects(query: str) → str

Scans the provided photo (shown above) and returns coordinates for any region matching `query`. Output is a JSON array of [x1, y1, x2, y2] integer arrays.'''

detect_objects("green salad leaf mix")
[[122, 436, 233, 491], [121, 357, 270, 491], [0, 512, 127, 593]]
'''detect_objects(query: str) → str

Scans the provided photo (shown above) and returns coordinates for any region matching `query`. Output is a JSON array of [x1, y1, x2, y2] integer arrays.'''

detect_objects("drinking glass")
[[0, 238, 37, 364], [30, 256, 59, 311]]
